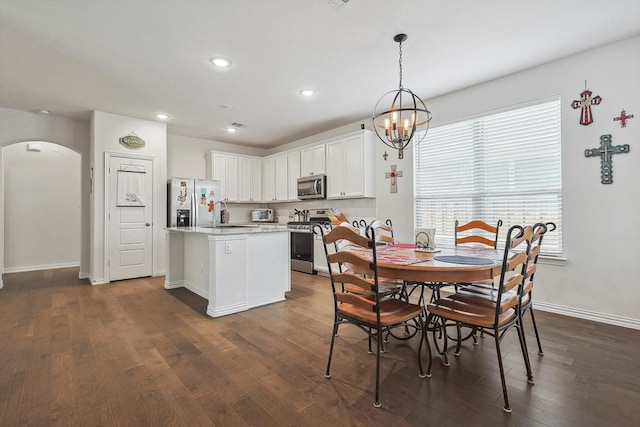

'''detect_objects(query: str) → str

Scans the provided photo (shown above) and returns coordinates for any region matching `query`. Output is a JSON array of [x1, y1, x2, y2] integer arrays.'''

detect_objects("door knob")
[[146, 223, 151, 226]]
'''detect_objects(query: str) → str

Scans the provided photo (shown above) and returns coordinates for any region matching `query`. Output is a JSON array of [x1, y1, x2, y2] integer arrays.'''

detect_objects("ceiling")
[[1, 0, 639, 149]]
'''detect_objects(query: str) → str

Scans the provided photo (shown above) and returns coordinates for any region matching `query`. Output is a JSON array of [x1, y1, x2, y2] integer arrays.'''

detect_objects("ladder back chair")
[[426, 224, 534, 413], [457, 222, 556, 356], [316, 223, 429, 408], [370, 219, 395, 244]]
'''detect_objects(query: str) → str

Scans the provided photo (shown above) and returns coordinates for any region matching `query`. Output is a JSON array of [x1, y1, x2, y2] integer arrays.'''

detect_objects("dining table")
[[358, 243, 506, 351], [357, 243, 504, 284]]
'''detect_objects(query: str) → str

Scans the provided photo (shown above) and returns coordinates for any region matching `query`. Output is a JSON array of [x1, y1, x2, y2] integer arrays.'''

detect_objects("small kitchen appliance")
[[250, 208, 275, 223]]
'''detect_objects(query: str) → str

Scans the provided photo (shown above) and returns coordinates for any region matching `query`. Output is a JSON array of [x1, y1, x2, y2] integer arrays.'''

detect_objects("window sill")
[[539, 255, 567, 266]]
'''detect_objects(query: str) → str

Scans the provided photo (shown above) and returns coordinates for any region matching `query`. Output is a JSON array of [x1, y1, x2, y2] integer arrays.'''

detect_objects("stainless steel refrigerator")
[[167, 177, 222, 227]]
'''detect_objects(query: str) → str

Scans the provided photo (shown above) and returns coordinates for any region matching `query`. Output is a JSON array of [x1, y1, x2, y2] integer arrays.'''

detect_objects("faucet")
[[219, 200, 229, 224]]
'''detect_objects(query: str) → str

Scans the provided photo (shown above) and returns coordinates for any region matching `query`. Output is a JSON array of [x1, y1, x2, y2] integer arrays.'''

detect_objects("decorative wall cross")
[[385, 164, 403, 193], [613, 109, 634, 128], [571, 88, 602, 126], [584, 134, 630, 184]]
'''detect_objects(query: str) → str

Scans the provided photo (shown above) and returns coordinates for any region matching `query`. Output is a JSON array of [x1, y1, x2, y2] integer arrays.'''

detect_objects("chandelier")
[[372, 33, 431, 159]]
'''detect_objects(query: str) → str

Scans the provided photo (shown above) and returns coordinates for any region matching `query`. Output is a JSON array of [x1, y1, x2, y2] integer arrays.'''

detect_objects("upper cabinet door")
[[224, 155, 239, 202], [210, 152, 239, 202], [239, 156, 263, 203], [263, 157, 276, 202], [300, 144, 325, 176], [239, 157, 252, 202], [325, 130, 376, 199], [288, 150, 301, 201], [250, 158, 262, 203], [274, 154, 288, 201], [325, 140, 344, 199]]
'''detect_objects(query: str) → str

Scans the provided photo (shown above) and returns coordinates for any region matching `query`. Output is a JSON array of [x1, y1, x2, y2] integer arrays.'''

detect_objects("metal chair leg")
[[516, 321, 534, 384], [373, 325, 382, 408], [528, 308, 544, 355], [325, 318, 339, 379], [494, 332, 511, 413]]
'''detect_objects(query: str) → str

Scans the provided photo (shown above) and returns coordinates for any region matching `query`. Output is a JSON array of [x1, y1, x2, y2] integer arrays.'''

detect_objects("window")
[[414, 98, 563, 255]]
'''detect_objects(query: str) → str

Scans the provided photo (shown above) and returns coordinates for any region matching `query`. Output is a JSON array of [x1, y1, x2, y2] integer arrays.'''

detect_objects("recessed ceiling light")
[[224, 127, 237, 133], [300, 89, 315, 97], [219, 104, 233, 110], [211, 57, 232, 68], [155, 113, 169, 120], [35, 109, 50, 115]]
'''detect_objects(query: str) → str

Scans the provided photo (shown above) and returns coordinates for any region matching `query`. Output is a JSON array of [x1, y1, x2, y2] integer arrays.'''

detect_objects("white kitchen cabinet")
[[288, 150, 300, 201], [275, 154, 288, 201], [239, 156, 262, 203], [165, 228, 290, 318], [263, 157, 275, 202], [326, 130, 376, 199], [300, 144, 325, 177], [263, 154, 289, 202], [210, 152, 239, 202]]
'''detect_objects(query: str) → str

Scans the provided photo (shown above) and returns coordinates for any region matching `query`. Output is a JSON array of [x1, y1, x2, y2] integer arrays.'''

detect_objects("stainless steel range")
[[288, 209, 331, 274]]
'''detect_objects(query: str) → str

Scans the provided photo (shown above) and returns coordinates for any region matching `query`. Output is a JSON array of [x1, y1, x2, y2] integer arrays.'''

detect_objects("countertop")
[[166, 224, 290, 235]]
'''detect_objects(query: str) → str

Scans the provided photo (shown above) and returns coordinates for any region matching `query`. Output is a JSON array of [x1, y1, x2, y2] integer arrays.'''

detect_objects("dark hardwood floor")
[[1, 268, 638, 426]]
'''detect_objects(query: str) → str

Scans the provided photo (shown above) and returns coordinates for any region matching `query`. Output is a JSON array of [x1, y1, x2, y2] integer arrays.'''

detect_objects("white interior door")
[[108, 155, 153, 281]]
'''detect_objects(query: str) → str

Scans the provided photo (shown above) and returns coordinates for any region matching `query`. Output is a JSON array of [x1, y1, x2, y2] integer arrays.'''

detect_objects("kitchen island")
[[165, 225, 290, 317]]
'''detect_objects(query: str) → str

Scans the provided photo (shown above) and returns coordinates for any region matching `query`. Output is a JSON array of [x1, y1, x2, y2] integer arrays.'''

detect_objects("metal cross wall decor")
[[614, 109, 634, 128], [385, 164, 403, 193], [584, 134, 630, 184], [571, 87, 602, 126]]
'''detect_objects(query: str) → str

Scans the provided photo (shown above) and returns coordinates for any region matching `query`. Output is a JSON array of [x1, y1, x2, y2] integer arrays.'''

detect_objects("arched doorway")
[[1, 141, 81, 282]]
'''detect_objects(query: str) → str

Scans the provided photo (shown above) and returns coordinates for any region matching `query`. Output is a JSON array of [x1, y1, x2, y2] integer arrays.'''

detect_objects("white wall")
[[375, 36, 640, 325], [0, 108, 90, 281], [3, 142, 80, 271], [90, 111, 167, 284]]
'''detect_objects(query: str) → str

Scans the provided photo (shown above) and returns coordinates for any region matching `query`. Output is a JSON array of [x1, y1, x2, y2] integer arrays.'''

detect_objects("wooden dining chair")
[[425, 224, 534, 413], [369, 219, 395, 244], [456, 222, 556, 356], [316, 223, 429, 408], [455, 219, 503, 248]]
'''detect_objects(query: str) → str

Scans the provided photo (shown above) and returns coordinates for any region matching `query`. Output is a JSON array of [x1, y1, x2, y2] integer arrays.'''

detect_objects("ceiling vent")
[[327, 0, 350, 8], [230, 122, 248, 128]]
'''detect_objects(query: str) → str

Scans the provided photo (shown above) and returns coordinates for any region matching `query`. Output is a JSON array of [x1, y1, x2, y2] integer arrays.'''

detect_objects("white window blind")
[[414, 98, 563, 255]]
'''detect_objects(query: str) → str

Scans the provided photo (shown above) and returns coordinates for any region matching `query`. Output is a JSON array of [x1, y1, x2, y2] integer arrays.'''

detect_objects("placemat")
[[434, 255, 494, 265]]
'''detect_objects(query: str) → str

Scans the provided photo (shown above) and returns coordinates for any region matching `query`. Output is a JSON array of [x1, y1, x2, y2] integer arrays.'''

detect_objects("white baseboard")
[[3, 261, 80, 274], [535, 301, 640, 330]]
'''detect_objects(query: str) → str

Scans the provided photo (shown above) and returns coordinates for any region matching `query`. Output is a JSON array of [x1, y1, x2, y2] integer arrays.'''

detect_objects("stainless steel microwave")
[[250, 208, 275, 222], [297, 174, 326, 200]]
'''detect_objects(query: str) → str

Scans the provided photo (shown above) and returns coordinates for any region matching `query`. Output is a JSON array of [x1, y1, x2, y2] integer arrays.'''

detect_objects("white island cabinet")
[[165, 227, 290, 317]]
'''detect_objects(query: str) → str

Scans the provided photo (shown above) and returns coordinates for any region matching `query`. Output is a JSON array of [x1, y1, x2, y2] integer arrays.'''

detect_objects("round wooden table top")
[[371, 244, 503, 283]]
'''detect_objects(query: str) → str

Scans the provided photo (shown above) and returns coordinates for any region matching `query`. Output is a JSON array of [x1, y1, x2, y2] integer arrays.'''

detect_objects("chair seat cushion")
[[338, 298, 422, 327]]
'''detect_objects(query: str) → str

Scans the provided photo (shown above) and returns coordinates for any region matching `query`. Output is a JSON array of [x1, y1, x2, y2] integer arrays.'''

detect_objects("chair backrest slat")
[[455, 219, 503, 249], [335, 292, 376, 311]]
